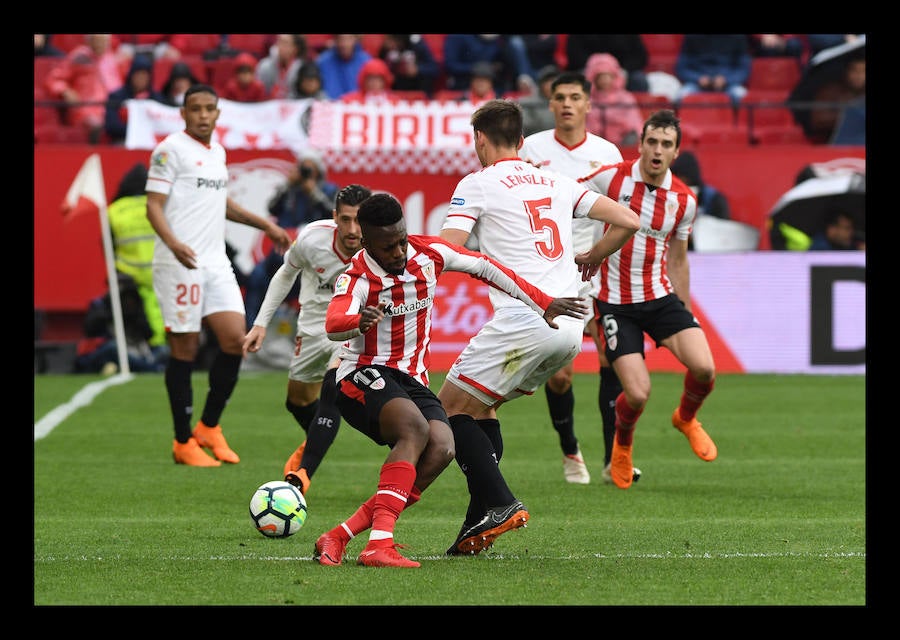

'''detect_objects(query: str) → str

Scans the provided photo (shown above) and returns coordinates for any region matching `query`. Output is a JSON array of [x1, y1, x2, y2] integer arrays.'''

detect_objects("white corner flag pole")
[[93, 156, 131, 376], [65, 154, 131, 375]]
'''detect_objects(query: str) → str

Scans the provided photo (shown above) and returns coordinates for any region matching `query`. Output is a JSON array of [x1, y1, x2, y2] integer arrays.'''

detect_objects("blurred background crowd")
[[35, 33, 865, 146]]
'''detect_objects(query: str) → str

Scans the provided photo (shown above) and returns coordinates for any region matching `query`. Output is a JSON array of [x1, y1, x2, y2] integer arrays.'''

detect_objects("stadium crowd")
[[35, 33, 865, 146]]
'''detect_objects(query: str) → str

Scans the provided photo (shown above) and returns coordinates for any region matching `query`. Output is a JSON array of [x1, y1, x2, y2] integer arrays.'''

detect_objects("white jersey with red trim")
[[325, 235, 555, 387], [251, 219, 352, 337], [579, 159, 696, 305], [145, 130, 230, 268], [442, 157, 602, 311], [520, 130, 623, 254]]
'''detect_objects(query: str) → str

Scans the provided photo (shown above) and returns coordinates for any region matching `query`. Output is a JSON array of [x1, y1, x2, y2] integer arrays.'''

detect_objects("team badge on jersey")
[[151, 151, 169, 167], [334, 273, 351, 295]]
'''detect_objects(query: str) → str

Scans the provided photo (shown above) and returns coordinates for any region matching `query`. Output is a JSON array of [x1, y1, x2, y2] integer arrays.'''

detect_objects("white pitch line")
[[34, 373, 135, 441], [34, 550, 866, 562]]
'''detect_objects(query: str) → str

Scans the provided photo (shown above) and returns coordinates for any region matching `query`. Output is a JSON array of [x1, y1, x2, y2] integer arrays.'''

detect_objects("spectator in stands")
[[256, 34, 307, 99], [670, 151, 732, 221], [74, 272, 168, 375], [749, 34, 806, 59], [292, 60, 328, 100], [674, 34, 751, 108], [104, 54, 167, 144], [520, 64, 560, 136], [377, 34, 441, 97], [244, 149, 339, 329], [443, 34, 535, 96], [341, 58, 399, 104], [317, 34, 373, 100], [459, 61, 497, 104], [584, 53, 643, 146], [518, 34, 558, 81], [565, 34, 649, 92], [807, 34, 863, 60], [44, 34, 125, 144], [160, 61, 201, 106], [809, 209, 864, 251], [222, 52, 268, 102], [806, 54, 865, 144], [670, 151, 733, 251], [34, 34, 64, 57]]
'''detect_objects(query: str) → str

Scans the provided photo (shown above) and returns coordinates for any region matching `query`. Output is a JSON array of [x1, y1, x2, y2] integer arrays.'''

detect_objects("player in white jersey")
[[578, 109, 718, 490], [311, 193, 589, 568], [438, 99, 640, 556], [146, 84, 292, 467], [520, 70, 636, 486], [243, 185, 371, 495]]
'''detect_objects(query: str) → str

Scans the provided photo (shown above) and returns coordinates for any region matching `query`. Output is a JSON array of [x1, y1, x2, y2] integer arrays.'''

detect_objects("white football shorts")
[[288, 330, 342, 383], [445, 307, 583, 406], [153, 263, 245, 333]]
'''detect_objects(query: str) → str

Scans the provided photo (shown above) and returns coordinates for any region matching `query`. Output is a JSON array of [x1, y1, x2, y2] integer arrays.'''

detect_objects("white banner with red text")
[[124, 98, 314, 153]]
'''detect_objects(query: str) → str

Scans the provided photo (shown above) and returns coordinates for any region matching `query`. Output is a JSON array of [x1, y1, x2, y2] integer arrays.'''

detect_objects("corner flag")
[[61, 154, 132, 376]]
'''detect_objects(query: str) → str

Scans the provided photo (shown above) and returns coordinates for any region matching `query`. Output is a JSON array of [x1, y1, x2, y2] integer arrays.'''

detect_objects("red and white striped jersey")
[[325, 235, 555, 388], [579, 159, 696, 305]]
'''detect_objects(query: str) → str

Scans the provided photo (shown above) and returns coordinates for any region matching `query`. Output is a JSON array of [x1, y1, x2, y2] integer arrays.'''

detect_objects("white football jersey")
[[145, 130, 230, 268], [443, 158, 602, 310], [252, 219, 353, 337], [520, 130, 623, 254]]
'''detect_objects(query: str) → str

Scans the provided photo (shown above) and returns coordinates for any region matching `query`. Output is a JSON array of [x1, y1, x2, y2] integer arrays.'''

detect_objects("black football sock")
[[165, 357, 194, 443], [545, 384, 578, 455], [285, 398, 318, 434], [477, 418, 503, 461], [599, 366, 623, 466], [449, 413, 516, 509], [300, 368, 341, 478], [200, 351, 242, 427]]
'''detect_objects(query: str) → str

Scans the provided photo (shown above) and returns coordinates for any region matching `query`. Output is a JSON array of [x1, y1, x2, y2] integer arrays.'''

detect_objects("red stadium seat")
[[171, 34, 223, 57], [153, 55, 208, 92], [678, 92, 747, 145], [420, 34, 447, 64], [304, 34, 333, 55], [51, 34, 88, 53], [360, 34, 384, 56], [739, 90, 805, 145], [632, 92, 673, 118], [748, 56, 802, 93], [641, 34, 683, 74], [227, 34, 272, 58]]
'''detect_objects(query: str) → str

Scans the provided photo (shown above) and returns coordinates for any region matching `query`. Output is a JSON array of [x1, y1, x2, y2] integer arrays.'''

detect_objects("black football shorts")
[[594, 293, 701, 364], [336, 364, 448, 446]]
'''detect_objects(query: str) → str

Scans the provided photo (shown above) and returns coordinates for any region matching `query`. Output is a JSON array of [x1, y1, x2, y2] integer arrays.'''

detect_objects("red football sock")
[[614, 392, 643, 446], [334, 482, 423, 543], [367, 461, 416, 546], [678, 371, 714, 422]]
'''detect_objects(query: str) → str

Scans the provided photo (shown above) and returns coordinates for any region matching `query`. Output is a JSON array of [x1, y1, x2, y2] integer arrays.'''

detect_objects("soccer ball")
[[249, 480, 308, 538]]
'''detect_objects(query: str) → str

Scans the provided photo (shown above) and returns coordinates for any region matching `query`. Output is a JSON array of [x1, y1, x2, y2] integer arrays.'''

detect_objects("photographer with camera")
[[244, 149, 338, 329]]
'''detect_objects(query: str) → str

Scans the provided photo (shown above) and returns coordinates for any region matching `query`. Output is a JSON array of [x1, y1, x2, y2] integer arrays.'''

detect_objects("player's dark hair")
[[551, 71, 590, 94], [471, 99, 523, 148], [184, 84, 218, 103], [335, 184, 372, 210], [357, 193, 402, 227], [642, 109, 681, 148]]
